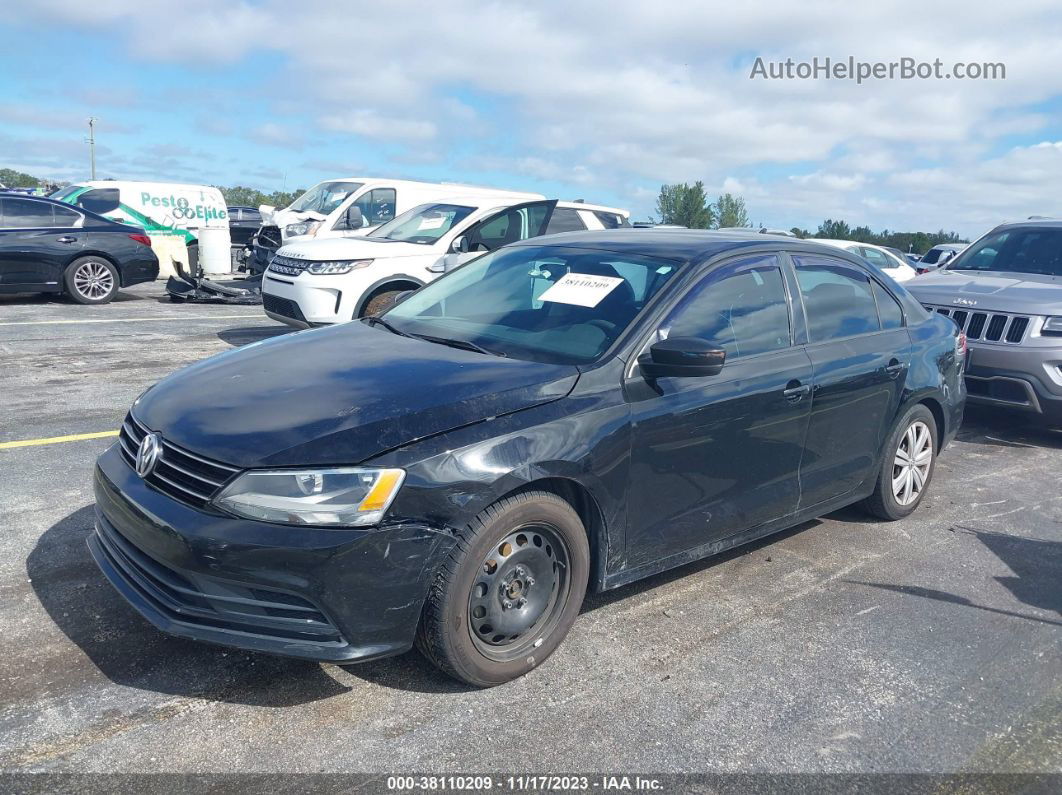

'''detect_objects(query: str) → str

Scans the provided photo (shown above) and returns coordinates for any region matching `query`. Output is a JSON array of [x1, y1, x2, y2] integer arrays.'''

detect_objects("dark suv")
[[91, 231, 965, 686], [906, 220, 1062, 424]]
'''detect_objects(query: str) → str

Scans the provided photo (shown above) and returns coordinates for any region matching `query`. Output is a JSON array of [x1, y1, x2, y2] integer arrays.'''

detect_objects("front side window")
[[920, 246, 946, 264], [1, 198, 55, 228], [661, 254, 791, 359], [383, 245, 680, 363], [948, 228, 1062, 277], [287, 181, 363, 214], [370, 203, 476, 245], [346, 188, 396, 228], [467, 203, 553, 252], [794, 255, 880, 342], [76, 188, 119, 215]]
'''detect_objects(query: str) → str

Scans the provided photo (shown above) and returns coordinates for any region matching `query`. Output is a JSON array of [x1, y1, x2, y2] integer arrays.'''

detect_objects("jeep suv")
[[906, 220, 1062, 424]]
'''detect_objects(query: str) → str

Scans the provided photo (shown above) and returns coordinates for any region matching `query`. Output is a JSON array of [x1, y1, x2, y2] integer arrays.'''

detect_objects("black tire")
[[64, 256, 119, 304], [861, 404, 938, 521], [416, 491, 590, 687], [361, 289, 403, 317]]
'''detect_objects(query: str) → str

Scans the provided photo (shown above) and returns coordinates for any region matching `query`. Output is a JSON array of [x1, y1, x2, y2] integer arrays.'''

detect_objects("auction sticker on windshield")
[[539, 272, 624, 307]]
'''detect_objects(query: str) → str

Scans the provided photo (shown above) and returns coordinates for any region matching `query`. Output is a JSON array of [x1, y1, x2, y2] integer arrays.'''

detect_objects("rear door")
[[0, 198, 81, 288], [790, 253, 912, 508]]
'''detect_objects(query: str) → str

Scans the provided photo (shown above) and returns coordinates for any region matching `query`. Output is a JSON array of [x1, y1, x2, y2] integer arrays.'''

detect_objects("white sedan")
[[808, 239, 918, 282]]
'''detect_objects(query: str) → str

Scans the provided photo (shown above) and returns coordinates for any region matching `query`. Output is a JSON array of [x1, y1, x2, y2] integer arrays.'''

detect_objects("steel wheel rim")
[[892, 420, 932, 506], [467, 523, 571, 662], [73, 261, 114, 300]]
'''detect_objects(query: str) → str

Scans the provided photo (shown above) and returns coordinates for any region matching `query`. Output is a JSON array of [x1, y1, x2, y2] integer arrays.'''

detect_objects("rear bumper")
[[90, 444, 454, 662]]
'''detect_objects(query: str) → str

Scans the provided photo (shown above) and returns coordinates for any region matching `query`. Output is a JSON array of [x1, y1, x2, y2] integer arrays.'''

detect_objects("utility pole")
[[86, 117, 97, 179]]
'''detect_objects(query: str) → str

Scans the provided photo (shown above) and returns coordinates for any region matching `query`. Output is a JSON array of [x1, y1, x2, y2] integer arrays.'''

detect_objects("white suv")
[[262, 196, 630, 327]]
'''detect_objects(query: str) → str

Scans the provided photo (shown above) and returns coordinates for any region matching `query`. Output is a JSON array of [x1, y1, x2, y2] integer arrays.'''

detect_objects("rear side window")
[[544, 208, 586, 235], [1, 198, 55, 228], [663, 254, 791, 359], [860, 247, 892, 271], [794, 255, 880, 342], [593, 211, 629, 228], [872, 280, 904, 329], [76, 188, 119, 215], [52, 205, 82, 227]]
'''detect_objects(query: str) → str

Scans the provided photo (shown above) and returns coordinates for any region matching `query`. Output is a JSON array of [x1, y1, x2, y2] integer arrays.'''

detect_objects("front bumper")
[[261, 272, 345, 328], [90, 443, 454, 662], [964, 341, 1062, 422]]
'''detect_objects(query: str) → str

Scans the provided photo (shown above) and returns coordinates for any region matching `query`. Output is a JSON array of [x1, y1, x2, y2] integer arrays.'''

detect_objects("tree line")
[[655, 181, 967, 254]]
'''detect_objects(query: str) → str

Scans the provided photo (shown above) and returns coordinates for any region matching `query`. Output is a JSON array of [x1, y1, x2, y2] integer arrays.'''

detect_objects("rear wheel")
[[64, 257, 119, 304], [416, 491, 590, 687], [862, 404, 937, 520]]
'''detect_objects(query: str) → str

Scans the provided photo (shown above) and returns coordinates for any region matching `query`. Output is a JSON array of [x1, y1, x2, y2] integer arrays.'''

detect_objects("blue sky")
[[3, 1, 1061, 237]]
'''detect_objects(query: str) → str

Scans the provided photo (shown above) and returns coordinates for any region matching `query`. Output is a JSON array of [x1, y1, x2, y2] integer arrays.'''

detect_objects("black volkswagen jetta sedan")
[[92, 230, 966, 686]]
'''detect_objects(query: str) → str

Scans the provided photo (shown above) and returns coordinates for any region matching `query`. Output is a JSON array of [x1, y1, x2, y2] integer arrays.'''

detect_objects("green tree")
[[713, 193, 750, 228], [815, 219, 852, 239], [0, 168, 40, 188], [655, 181, 714, 228], [789, 227, 810, 239], [215, 185, 302, 209]]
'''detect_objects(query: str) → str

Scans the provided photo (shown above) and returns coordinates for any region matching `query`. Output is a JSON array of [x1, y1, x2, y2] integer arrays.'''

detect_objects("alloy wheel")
[[467, 524, 571, 661], [73, 260, 114, 300], [892, 420, 933, 506]]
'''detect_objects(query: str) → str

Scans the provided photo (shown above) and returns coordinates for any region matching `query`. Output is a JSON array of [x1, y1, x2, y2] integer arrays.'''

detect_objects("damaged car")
[[90, 230, 965, 686]]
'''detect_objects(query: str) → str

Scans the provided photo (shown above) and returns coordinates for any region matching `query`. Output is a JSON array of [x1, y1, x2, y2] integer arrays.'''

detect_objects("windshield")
[[287, 181, 363, 214], [370, 203, 476, 245], [947, 229, 1062, 276], [383, 245, 680, 364]]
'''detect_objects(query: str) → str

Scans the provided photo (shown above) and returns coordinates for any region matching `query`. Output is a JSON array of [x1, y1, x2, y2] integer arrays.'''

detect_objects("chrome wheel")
[[73, 260, 114, 300], [892, 420, 933, 506], [467, 524, 570, 662]]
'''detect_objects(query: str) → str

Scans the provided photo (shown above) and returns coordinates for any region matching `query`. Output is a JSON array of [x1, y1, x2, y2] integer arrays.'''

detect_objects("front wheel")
[[861, 404, 937, 520], [64, 257, 119, 304], [360, 289, 403, 317], [416, 491, 590, 687]]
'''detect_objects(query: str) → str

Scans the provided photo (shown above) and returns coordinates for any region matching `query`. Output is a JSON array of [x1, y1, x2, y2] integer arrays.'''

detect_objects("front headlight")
[[304, 259, 373, 275], [1043, 316, 1062, 335], [285, 221, 320, 237], [215, 467, 405, 527]]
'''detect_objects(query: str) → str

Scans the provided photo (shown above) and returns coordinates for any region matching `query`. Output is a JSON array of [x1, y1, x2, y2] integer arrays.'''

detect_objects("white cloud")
[[6, 0, 1062, 231]]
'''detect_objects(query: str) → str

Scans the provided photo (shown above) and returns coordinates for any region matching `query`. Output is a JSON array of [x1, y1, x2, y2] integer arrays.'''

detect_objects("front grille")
[[257, 225, 282, 248], [262, 293, 307, 323], [94, 517, 344, 646], [267, 254, 310, 277], [922, 305, 1031, 344], [118, 414, 239, 510]]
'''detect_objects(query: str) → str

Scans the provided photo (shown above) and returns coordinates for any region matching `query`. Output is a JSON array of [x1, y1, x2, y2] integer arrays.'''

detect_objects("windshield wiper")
[[361, 315, 411, 337], [409, 333, 507, 357]]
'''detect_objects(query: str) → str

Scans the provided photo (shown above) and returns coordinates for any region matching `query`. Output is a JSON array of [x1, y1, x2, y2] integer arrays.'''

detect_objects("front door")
[[791, 253, 913, 508], [625, 253, 814, 566]]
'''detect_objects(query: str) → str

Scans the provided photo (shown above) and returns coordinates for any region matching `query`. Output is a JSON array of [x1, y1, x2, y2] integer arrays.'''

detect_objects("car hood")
[[906, 270, 1062, 314], [277, 236, 434, 261], [134, 322, 579, 468]]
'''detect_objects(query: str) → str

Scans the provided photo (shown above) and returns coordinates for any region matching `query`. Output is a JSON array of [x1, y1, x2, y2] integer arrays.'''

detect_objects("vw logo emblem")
[[135, 432, 163, 478]]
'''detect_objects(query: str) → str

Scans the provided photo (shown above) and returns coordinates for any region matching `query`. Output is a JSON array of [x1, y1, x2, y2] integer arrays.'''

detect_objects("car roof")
[[508, 228, 867, 262], [991, 219, 1062, 231]]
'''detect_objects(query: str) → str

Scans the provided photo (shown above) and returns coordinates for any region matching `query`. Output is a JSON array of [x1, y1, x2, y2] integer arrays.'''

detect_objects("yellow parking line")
[[0, 430, 119, 450]]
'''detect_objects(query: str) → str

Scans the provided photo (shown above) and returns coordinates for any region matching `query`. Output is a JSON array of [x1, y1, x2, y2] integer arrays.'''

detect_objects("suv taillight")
[[128, 233, 151, 246]]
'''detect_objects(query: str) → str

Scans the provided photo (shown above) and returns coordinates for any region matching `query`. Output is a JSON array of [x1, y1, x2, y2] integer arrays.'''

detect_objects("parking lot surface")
[[1, 284, 1059, 774]]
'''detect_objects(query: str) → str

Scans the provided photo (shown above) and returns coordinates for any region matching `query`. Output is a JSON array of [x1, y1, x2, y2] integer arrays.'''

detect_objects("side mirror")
[[450, 235, 469, 254], [346, 205, 364, 229], [638, 337, 726, 379]]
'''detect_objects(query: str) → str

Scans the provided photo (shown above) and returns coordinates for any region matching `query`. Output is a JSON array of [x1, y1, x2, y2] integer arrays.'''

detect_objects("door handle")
[[885, 359, 906, 378], [57, 236, 77, 243], [783, 381, 812, 402]]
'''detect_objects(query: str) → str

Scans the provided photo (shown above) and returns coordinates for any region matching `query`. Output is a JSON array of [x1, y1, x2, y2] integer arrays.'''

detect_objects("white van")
[[261, 195, 630, 327], [53, 180, 230, 278], [250, 177, 541, 273]]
